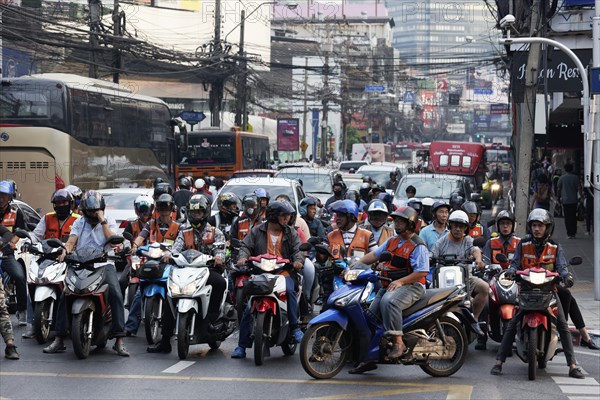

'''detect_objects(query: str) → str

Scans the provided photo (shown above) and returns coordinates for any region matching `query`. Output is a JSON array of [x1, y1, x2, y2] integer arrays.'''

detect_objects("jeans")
[[563, 203, 578, 237], [238, 275, 299, 348], [369, 283, 425, 335], [1, 255, 27, 313], [495, 293, 576, 366], [302, 258, 315, 301], [557, 286, 585, 330], [124, 287, 142, 334]]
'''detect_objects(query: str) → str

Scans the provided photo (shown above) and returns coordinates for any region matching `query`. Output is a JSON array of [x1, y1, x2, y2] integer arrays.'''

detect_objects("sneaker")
[[113, 342, 130, 357], [17, 312, 27, 326], [231, 346, 246, 359], [292, 328, 304, 343], [569, 366, 585, 379], [490, 364, 502, 375], [43, 340, 66, 354], [5, 345, 19, 360], [22, 327, 35, 339]]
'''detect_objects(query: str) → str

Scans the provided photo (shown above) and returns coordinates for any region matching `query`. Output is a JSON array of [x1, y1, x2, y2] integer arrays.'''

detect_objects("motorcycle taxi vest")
[[520, 239, 558, 271], [182, 225, 215, 250], [0, 206, 17, 232], [415, 218, 428, 234], [468, 224, 484, 238], [490, 235, 520, 268], [381, 234, 427, 286], [328, 227, 371, 260], [44, 212, 80, 241], [149, 220, 180, 245], [236, 217, 259, 241]]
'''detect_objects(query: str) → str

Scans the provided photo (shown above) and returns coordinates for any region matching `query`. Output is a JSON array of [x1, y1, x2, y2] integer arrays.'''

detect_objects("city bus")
[[175, 127, 270, 180], [0, 73, 175, 213]]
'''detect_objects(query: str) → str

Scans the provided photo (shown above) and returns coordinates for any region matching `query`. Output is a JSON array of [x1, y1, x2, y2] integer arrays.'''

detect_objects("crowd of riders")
[[0, 171, 597, 379]]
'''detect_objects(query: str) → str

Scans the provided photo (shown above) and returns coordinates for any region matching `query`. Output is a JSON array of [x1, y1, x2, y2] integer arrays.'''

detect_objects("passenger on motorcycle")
[[231, 194, 264, 242], [194, 178, 213, 204], [327, 199, 377, 262], [207, 192, 241, 239], [461, 201, 491, 240], [152, 183, 179, 221], [45, 191, 129, 356], [173, 176, 194, 211], [407, 198, 427, 233], [483, 211, 520, 269], [350, 206, 429, 374], [133, 194, 181, 252], [490, 208, 584, 379], [0, 180, 28, 326], [254, 188, 270, 219], [231, 200, 305, 359], [419, 201, 451, 250], [64, 185, 83, 213], [325, 181, 347, 211], [299, 196, 327, 241], [430, 210, 488, 322], [362, 199, 394, 246]]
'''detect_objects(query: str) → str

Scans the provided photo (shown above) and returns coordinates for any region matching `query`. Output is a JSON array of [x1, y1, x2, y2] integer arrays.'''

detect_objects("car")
[[392, 173, 475, 209], [338, 160, 369, 173], [356, 163, 406, 189], [274, 167, 335, 206], [97, 188, 153, 232], [230, 169, 277, 179], [211, 177, 306, 215]]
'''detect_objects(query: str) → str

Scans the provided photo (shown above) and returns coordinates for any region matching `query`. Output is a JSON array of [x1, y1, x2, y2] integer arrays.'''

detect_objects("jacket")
[[238, 222, 304, 265], [148, 219, 180, 244], [520, 238, 558, 271], [489, 235, 520, 268]]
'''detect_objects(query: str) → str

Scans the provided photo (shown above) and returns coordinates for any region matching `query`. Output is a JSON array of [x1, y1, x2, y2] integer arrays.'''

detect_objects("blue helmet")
[[0, 181, 15, 196], [254, 188, 270, 201], [330, 199, 359, 220]]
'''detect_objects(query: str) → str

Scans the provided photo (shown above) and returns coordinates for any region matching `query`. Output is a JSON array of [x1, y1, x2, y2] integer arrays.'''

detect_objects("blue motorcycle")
[[300, 252, 471, 379]]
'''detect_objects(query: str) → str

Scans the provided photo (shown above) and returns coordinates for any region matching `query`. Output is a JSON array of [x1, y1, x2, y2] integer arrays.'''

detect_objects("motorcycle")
[[14, 230, 67, 344], [63, 235, 127, 359], [169, 248, 237, 360], [497, 253, 582, 380], [481, 175, 502, 209], [299, 252, 470, 379], [481, 262, 517, 343], [244, 253, 301, 366], [229, 238, 252, 324]]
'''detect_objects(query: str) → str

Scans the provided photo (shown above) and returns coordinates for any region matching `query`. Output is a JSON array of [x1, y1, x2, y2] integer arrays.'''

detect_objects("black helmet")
[[265, 200, 295, 224], [179, 177, 191, 190], [359, 183, 372, 199], [242, 194, 259, 218], [369, 185, 386, 198], [527, 208, 554, 241], [217, 192, 241, 216], [299, 196, 318, 217], [390, 206, 418, 232], [450, 192, 464, 209], [51, 189, 74, 220], [154, 182, 173, 200], [461, 201, 480, 215], [344, 189, 361, 207], [187, 194, 210, 228], [155, 193, 175, 212], [153, 177, 165, 188], [80, 190, 105, 224], [496, 210, 515, 234]]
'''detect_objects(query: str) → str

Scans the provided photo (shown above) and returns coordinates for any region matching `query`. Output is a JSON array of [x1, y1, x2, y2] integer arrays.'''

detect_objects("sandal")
[[113, 342, 130, 357]]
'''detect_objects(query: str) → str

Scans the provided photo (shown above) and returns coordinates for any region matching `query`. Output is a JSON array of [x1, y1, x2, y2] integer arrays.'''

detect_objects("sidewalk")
[[551, 215, 600, 344]]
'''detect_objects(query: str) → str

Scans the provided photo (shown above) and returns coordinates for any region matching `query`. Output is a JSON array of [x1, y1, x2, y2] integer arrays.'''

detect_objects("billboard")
[[277, 118, 300, 151]]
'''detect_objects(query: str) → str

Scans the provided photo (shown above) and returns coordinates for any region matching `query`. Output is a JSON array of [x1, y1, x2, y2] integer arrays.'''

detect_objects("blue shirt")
[[419, 224, 449, 250], [374, 236, 430, 284]]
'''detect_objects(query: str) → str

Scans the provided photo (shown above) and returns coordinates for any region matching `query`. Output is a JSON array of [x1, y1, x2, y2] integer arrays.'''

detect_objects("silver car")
[[97, 188, 153, 232]]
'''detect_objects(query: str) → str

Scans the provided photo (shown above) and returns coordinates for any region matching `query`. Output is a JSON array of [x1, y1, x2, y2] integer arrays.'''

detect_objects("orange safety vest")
[[0, 207, 17, 232], [129, 219, 146, 245], [415, 218, 428, 234], [490, 236, 520, 267], [520, 240, 558, 271], [468, 224, 484, 238], [381, 234, 427, 286], [327, 227, 371, 260], [237, 218, 260, 241], [182, 226, 215, 250], [152, 209, 178, 221], [370, 225, 395, 246], [44, 212, 79, 241], [149, 220, 180, 244]]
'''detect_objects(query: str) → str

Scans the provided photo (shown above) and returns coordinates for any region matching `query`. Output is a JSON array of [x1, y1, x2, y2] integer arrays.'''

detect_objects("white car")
[[97, 188, 153, 232]]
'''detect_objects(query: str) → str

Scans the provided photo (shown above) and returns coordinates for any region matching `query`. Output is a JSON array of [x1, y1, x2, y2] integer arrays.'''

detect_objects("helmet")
[[359, 183, 372, 199], [187, 194, 210, 227], [0, 180, 15, 196], [153, 177, 165, 188], [154, 182, 173, 199], [406, 198, 423, 214], [527, 208, 554, 240], [390, 206, 418, 231], [299, 196, 318, 218], [194, 178, 206, 190], [51, 189, 74, 219], [330, 199, 359, 220], [450, 192, 464, 209], [362, 176, 373, 184], [265, 200, 295, 223], [376, 192, 394, 212], [448, 210, 469, 226], [422, 197, 435, 207], [334, 172, 343, 183], [134, 195, 154, 218], [370, 185, 386, 197], [242, 194, 259, 218], [390, 170, 398, 178], [5, 179, 17, 199], [461, 201, 480, 215], [254, 188, 270, 201], [288, 201, 298, 227], [155, 193, 175, 212], [496, 210, 515, 234], [332, 181, 347, 192], [217, 192, 241, 216], [367, 199, 389, 214], [80, 190, 105, 224], [344, 189, 361, 206], [431, 200, 451, 215], [179, 177, 191, 190]]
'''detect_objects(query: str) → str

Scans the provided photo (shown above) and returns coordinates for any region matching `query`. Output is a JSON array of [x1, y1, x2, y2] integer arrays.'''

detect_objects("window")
[[462, 156, 472, 168], [439, 155, 449, 166], [181, 134, 235, 165], [242, 136, 269, 169], [1, 82, 66, 131], [450, 155, 461, 167]]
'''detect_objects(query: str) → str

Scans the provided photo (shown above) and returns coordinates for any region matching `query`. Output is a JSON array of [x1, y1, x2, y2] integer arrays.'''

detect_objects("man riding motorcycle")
[[230, 194, 264, 242], [207, 192, 241, 240], [419, 201, 451, 250], [299, 197, 327, 241], [461, 201, 491, 240], [133, 194, 181, 250]]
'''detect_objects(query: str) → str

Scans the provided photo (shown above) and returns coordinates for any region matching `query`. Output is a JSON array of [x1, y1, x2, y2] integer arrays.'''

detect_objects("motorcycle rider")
[[385, 171, 399, 192], [133, 194, 181, 250], [344, 189, 366, 225], [152, 183, 179, 221], [231, 200, 305, 359], [490, 209, 585, 379], [419, 201, 451, 250], [207, 192, 241, 240], [299, 197, 327, 241], [194, 178, 213, 204], [362, 199, 395, 246], [324, 181, 347, 210], [147, 195, 227, 353], [44, 191, 129, 356], [327, 199, 377, 261], [430, 210, 488, 327], [407, 198, 427, 233], [230, 194, 264, 242], [254, 188, 270, 219], [0, 180, 28, 326], [173, 176, 194, 211], [461, 201, 491, 240], [350, 206, 429, 374]]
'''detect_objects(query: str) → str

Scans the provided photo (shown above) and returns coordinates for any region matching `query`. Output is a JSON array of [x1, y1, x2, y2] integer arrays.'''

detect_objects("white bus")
[[0, 74, 175, 213]]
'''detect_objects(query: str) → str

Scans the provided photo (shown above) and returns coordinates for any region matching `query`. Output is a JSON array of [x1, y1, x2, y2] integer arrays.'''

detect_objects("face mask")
[[333, 190, 342, 196], [55, 205, 71, 220], [246, 208, 255, 216]]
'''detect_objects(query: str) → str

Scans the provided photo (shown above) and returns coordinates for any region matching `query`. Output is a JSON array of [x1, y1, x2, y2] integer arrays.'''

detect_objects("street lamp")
[[223, 1, 278, 44]]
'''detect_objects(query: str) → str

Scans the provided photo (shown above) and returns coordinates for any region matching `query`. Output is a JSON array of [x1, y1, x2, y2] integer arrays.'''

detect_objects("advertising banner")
[[277, 118, 300, 151]]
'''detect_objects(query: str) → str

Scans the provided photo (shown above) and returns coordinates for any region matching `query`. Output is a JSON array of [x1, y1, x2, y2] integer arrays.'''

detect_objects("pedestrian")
[[557, 164, 582, 239]]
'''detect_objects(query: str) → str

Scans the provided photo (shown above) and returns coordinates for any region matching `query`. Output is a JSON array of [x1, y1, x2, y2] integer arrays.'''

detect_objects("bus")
[[351, 143, 393, 163], [428, 141, 487, 191], [175, 127, 270, 180], [0, 73, 175, 213]]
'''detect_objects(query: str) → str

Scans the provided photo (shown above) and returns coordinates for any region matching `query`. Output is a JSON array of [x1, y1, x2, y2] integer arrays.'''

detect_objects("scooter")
[[245, 253, 300, 366], [484, 263, 518, 343], [169, 248, 237, 360], [300, 252, 470, 380]]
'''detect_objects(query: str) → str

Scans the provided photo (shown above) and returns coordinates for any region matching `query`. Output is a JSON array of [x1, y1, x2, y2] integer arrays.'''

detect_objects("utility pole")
[[112, 0, 123, 84], [88, 0, 101, 79], [321, 57, 329, 166], [513, 0, 542, 237], [210, 0, 223, 128], [592, 0, 600, 300], [234, 9, 246, 129], [302, 56, 308, 160]]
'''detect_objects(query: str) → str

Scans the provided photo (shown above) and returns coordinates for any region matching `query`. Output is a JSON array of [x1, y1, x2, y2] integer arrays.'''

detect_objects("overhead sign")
[[474, 88, 493, 95], [403, 91, 414, 103], [365, 85, 386, 93], [178, 111, 206, 124]]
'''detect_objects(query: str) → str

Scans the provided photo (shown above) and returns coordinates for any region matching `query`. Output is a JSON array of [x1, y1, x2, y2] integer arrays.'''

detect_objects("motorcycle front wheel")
[[300, 322, 350, 379], [253, 311, 271, 366], [420, 316, 468, 377], [528, 326, 538, 380], [33, 299, 52, 344], [177, 311, 193, 360], [144, 295, 163, 345], [72, 310, 93, 359]]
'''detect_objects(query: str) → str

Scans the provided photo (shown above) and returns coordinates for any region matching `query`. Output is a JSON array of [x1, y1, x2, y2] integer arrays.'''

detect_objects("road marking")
[[552, 376, 598, 385], [161, 361, 196, 374], [548, 362, 600, 399], [574, 349, 600, 357], [0, 371, 472, 399], [301, 387, 463, 400]]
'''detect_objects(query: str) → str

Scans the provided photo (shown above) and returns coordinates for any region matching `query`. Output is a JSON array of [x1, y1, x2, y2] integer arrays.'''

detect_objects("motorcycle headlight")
[[169, 281, 181, 296], [181, 282, 197, 296], [334, 289, 362, 307], [344, 269, 363, 282], [360, 283, 374, 303], [528, 271, 547, 285], [86, 276, 102, 293], [491, 183, 501, 191], [145, 247, 163, 259]]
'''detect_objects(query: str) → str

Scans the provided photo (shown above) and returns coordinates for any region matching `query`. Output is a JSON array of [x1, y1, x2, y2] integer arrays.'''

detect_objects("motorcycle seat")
[[402, 287, 457, 317]]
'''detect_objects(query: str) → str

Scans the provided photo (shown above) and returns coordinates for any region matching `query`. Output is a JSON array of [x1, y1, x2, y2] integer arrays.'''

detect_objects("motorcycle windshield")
[[68, 247, 105, 265]]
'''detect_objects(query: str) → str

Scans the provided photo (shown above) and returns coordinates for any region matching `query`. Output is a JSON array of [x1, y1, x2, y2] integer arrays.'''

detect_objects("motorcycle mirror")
[[569, 256, 583, 266], [473, 237, 486, 249], [308, 237, 322, 245], [230, 238, 242, 248], [13, 228, 31, 240], [379, 251, 392, 263], [495, 253, 508, 263], [47, 238, 66, 249], [122, 232, 134, 242], [105, 235, 125, 246], [299, 243, 313, 252]]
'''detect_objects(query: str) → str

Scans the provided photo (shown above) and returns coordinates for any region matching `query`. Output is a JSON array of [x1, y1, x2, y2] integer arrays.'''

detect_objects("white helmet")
[[194, 178, 205, 190], [367, 199, 389, 214], [421, 197, 435, 207], [134, 195, 154, 218], [448, 210, 469, 226]]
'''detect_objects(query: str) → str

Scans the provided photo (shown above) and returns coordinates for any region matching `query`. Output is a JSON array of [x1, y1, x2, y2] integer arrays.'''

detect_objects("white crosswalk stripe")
[[162, 361, 196, 374], [547, 359, 600, 400]]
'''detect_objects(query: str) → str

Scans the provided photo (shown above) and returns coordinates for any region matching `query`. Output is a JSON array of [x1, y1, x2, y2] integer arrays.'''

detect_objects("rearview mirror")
[[569, 256, 583, 266], [106, 235, 125, 246], [470, 193, 481, 202], [14, 228, 30, 240], [299, 243, 313, 252], [473, 236, 486, 249]]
